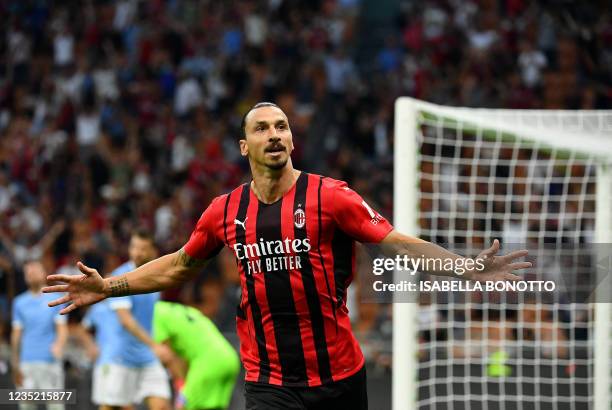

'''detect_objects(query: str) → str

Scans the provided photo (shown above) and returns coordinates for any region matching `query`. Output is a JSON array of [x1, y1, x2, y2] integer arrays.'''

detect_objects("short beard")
[[266, 158, 288, 170]]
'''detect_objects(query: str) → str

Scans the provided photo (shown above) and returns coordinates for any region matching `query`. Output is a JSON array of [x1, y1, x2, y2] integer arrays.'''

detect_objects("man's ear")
[[288, 134, 294, 153], [239, 139, 248, 157]]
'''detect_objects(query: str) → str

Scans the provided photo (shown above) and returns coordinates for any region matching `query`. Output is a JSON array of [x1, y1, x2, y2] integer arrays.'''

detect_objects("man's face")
[[128, 236, 157, 268], [240, 106, 294, 170], [24, 261, 46, 288]]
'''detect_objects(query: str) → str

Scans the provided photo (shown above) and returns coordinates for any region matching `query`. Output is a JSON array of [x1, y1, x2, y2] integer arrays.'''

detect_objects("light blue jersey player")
[[82, 300, 122, 366], [80, 299, 133, 410], [110, 261, 159, 367], [11, 260, 68, 410], [105, 230, 171, 410]]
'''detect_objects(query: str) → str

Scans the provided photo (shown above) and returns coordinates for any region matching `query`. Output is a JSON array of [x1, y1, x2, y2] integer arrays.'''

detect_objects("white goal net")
[[393, 98, 612, 410]]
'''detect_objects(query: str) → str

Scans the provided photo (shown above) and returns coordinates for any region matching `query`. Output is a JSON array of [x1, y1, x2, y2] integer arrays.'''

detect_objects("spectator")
[[174, 72, 203, 117], [518, 41, 547, 88], [324, 48, 358, 95], [54, 26, 75, 68]]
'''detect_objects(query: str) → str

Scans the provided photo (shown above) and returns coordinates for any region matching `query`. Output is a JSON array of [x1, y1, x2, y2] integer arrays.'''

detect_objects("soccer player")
[[73, 299, 133, 410], [11, 260, 67, 410], [104, 230, 172, 410], [43, 102, 531, 410], [151, 301, 240, 410]]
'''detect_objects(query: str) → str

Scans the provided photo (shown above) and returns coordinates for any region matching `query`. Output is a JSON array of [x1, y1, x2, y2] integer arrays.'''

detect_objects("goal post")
[[393, 98, 420, 410], [594, 163, 611, 410], [393, 97, 612, 410]]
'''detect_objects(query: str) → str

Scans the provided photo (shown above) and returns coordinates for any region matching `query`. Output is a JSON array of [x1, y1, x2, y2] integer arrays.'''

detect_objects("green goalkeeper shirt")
[[152, 301, 237, 364]]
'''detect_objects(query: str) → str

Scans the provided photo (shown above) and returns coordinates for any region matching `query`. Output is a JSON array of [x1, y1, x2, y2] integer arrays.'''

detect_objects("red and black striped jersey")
[[183, 172, 393, 387]]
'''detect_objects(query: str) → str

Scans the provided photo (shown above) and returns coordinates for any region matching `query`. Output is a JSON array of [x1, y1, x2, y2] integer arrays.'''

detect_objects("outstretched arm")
[[100, 250, 207, 297], [328, 181, 530, 281], [42, 248, 208, 314], [381, 230, 531, 281]]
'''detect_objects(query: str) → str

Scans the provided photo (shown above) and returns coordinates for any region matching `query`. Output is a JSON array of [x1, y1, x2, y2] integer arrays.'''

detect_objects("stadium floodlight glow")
[[394, 97, 611, 410]]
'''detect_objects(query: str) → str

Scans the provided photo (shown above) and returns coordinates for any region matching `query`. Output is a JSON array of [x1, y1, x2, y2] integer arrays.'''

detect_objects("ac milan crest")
[[294, 207, 305, 228]]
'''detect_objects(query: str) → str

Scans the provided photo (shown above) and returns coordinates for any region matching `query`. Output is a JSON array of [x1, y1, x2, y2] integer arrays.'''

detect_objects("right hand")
[[42, 261, 108, 314]]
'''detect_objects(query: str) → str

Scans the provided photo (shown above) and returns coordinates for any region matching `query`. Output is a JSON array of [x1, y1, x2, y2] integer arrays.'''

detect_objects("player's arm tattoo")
[[174, 248, 207, 269], [109, 277, 130, 297]]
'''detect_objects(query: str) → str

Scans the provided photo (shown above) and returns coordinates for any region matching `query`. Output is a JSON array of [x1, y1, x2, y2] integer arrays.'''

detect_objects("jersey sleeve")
[[109, 296, 133, 310], [183, 196, 225, 260], [331, 181, 393, 243], [54, 313, 67, 324]]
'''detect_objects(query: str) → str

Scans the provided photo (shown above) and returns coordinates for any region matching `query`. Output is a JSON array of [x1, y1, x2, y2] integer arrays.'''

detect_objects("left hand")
[[467, 239, 531, 282]]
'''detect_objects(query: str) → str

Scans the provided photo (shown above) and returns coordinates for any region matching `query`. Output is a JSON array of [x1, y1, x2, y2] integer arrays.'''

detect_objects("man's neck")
[[250, 164, 300, 204], [28, 286, 42, 295]]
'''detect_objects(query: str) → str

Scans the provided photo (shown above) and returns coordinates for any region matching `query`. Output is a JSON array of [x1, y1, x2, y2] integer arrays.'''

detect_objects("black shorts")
[[244, 366, 368, 410]]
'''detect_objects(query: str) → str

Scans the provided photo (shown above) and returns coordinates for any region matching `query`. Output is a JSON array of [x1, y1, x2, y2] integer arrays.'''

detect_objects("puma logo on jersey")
[[234, 217, 248, 230]]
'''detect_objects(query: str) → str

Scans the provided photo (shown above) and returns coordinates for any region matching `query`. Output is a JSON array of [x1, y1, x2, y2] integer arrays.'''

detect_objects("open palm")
[[42, 262, 108, 315], [469, 239, 532, 282]]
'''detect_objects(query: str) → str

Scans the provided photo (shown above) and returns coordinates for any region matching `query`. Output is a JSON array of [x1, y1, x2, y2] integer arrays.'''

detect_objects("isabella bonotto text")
[[372, 280, 555, 292]]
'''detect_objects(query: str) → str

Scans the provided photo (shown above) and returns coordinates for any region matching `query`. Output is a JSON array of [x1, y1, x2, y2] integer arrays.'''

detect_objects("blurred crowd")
[[0, 0, 610, 372]]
